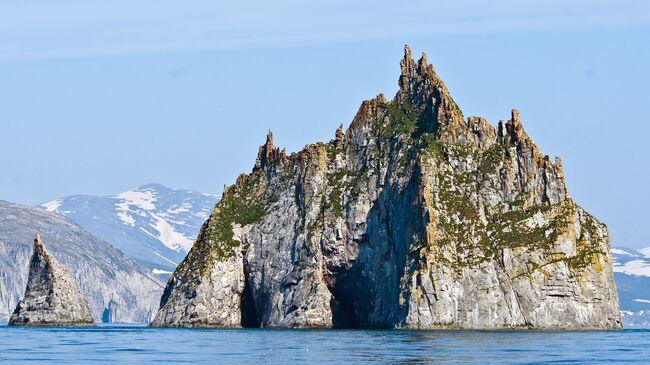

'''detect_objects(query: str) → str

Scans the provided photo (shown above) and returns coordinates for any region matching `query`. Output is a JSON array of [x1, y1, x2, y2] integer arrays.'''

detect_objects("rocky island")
[[152, 46, 621, 329], [9, 234, 95, 326]]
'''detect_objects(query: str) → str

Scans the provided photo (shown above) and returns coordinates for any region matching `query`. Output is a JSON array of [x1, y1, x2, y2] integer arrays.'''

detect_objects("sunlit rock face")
[[9, 235, 95, 326], [152, 46, 621, 329]]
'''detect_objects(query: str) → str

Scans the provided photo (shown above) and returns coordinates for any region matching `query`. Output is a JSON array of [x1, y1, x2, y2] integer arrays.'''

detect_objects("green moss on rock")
[[176, 173, 268, 276], [206, 173, 266, 258]]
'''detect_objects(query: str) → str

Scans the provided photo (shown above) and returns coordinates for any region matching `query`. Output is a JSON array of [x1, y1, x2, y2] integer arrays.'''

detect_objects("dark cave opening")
[[101, 307, 111, 324], [328, 268, 365, 329], [240, 270, 260, 328]]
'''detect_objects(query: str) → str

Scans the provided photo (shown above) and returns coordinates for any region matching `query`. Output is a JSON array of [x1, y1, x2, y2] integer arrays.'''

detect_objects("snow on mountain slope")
[[611, 246, 650, 326], [639, 247, 650, 259], [40, 183, 218, 273], [612, 247, 650, 277]]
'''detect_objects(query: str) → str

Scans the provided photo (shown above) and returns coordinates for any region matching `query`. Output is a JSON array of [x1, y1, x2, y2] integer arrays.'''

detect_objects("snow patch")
[[639, 247, 650, 258], [113, 189, 158, 227], [196, 209, 212, 219], [140, 215, 194, 252], [611, 248, 634, 256], [614, 259, 650, 277], [41, 199, 62, 212], [159, 218, 188, 226], [113, 190, 157, 211], [117, 212, 135, 227], [166, 203, 191, 215], [152, 268, 174, 275], [152, 251, 179, 266], [151, 215, 194, 251], [634, 299, 650, 304]]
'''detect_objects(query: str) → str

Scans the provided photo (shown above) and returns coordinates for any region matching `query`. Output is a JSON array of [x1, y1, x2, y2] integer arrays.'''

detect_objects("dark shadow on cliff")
[[240, 262, 261, 328], [325, 138, 425, 329]]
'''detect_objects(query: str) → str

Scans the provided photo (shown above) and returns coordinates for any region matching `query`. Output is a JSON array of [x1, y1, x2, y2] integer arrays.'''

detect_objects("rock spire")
[[9, 234, 95, 326], [254, 130, 287, 171]]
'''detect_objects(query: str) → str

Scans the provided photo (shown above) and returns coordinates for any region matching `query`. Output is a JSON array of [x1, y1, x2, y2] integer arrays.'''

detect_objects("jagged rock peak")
[[498, 109, 528, 144], [397, 45, 467, 144], [9, 234, 95, 326], [335, 124, 344, 146], [33, 233, 45, 257], [398, 45, 447, 102], [254, 130, 287, 171], [495, 109, 566, 202], [400, 45, 433, 78]]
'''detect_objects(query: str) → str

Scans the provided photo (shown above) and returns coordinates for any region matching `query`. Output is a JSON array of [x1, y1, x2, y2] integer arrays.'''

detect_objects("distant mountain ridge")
[[40, 183, 218, 272], [610, 246, 650, 326]]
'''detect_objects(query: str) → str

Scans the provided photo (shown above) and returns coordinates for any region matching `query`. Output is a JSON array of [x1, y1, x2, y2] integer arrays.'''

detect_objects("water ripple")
[[0, 325, 648, 364]]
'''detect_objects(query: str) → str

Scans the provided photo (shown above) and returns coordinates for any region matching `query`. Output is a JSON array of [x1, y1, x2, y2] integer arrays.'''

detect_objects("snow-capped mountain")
[[40, 183, 218, 273], [611, 246, 650, 326]]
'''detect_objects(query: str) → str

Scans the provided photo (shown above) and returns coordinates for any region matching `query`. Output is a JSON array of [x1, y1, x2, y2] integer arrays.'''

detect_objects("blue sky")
[[0, 1, 649, 247]]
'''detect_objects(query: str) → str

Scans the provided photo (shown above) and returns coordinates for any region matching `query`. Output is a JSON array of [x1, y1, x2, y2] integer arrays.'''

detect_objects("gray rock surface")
[[9, 235, 95, 326], [152, 46, 621, 329], [0, 200, 164, 323]]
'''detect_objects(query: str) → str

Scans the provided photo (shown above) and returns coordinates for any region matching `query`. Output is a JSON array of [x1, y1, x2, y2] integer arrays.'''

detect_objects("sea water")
[[0, 325, 647, 364]]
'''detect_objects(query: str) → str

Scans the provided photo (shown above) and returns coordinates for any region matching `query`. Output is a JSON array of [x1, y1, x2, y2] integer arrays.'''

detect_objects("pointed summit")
[[498, 108, 533, 146], [254, 130, 287, 171], [396, 45, 466, 143], [254, 130, 274, 170], [335, 124, 344, 147], [398, 45, 419, 98], [9, 234, 95, 326], [33, 233, 45, 256], [398, 44, 443, 101], [265, 129, 274, 146]]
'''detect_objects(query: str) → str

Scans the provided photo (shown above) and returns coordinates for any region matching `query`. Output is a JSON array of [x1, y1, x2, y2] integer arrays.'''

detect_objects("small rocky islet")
[[150, 46, 621, 329], [9, 234, 95, 326]]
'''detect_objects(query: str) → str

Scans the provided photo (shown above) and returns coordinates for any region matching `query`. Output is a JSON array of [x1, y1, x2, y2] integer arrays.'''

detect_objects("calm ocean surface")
[[0, 325, 647, 364]]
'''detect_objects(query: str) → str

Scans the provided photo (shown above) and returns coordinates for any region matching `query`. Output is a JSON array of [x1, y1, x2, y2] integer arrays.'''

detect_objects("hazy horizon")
[[1, 1, 648, 248]]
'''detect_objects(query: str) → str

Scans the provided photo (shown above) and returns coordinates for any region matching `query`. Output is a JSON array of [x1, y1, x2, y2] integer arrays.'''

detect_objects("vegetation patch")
[[325, 169, 346, 218], [477, 144, 508, 174], [381, 101, 421, 139], [179, 172, 269, 269]]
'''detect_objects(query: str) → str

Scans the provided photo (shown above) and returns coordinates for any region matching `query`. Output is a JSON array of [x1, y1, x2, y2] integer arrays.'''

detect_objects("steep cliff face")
[[0, 200, 164, 323], [9, 235, 95, 326], [152, 46, 621, 329]]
